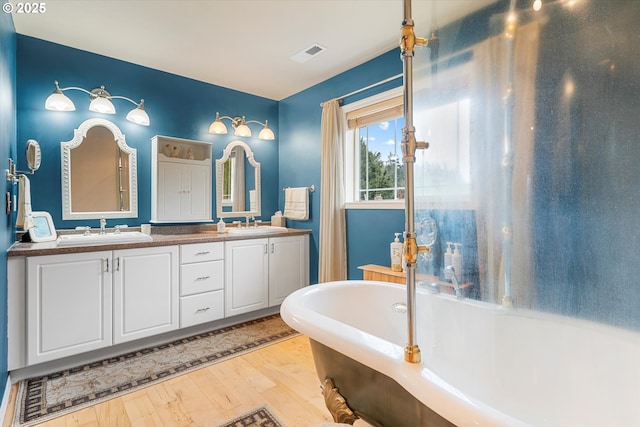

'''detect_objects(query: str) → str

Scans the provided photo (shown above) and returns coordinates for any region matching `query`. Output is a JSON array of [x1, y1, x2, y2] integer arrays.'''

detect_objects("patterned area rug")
[[214, 405, 286, 427], [14, 315, 298, 427]]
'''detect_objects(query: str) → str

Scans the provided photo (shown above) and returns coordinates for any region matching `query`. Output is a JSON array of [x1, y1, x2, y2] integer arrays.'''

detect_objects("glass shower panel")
[[412, 0, 640, 331]]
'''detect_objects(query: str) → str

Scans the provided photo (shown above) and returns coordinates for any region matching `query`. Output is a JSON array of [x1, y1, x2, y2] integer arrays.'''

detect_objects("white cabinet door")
[[182, 163, 211, 221], [155, 161, 211, 223], [269, 235, 309, 306], [156, 162, 183, 221], [225, 238, 269, 317], [113, 246, 179, 344], [27, 251, 112, 365]]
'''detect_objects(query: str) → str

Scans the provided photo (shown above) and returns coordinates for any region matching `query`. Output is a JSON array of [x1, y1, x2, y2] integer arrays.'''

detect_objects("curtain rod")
[[320, 73, 403, 107]]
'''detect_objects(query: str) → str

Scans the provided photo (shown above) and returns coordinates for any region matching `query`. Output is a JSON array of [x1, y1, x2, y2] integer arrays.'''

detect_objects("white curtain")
[[473, 21, 540, 305], [319, 99, 347, 282]]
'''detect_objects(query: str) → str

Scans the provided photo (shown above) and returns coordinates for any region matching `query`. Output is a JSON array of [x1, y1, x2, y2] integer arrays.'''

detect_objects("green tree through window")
[[358, 116, 405, 201]]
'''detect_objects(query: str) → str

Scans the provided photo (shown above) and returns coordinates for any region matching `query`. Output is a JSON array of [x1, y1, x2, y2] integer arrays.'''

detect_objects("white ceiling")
[[13, 0, 496, 101]]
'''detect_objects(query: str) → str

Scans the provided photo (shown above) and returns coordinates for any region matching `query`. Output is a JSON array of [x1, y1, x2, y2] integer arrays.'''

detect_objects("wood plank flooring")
[[3, 336, 338, 427]]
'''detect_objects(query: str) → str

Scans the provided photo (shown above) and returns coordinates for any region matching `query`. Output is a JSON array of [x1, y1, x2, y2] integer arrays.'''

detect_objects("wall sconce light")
[[208, 112, 275, 140], [45, 81, 150, 126]]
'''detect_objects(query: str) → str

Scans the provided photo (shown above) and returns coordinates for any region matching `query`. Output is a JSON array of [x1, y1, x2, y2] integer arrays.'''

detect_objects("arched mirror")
[[61, 118, 138, 220], [215, 140, 261, 218]]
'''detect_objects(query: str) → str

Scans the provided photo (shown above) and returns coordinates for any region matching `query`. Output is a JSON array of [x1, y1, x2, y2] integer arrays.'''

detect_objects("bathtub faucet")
[[445, 265, 464, 299]]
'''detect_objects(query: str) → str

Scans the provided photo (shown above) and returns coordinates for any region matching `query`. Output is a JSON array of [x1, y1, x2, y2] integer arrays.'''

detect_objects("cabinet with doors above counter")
[[151, 135, 213, 223]]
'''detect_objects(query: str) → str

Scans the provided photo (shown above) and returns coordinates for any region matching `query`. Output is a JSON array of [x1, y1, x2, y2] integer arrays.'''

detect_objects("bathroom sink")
[[227, 226, 286, 236], [56, 231, 153, 246]]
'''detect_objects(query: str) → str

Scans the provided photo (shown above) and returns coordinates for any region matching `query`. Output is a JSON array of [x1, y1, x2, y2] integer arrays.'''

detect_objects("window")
[[344, 89, 405, 207], [357, 115, 405, 201], [344, 79, 472, 209]]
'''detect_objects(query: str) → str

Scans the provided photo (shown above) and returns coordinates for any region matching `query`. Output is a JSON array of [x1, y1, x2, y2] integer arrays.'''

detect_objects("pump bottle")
[[390, 233, 403, 272], [444, 242, 453, 279], [452, 243, 463, 280]]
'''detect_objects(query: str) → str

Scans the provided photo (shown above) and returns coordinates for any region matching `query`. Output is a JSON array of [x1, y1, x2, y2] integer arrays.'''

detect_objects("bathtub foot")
[[321, 378, 359, 425]]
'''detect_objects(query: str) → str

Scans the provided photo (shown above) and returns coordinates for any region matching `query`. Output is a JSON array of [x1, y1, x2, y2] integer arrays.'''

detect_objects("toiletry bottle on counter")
[[390, 233, 403, 272], [217, 218, 226, 232], [444, 242, 453, 279], [452, 243, 463, 280]]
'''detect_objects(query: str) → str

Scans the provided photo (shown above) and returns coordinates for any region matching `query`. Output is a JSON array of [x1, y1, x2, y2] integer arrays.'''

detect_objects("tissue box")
[[271, 214, 286, 227]]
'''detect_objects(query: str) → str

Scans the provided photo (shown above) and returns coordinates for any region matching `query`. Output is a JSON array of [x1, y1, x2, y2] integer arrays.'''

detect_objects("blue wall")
[[0, 8, 16, 405], [16, 36, 280, 229], [279, 50, 405, 283]]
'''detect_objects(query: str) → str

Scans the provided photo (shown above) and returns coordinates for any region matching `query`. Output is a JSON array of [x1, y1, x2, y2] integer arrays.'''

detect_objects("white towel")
[[249, 189, 257, 211], [283, 187, 309, 220], [16, 175, 35, 230]]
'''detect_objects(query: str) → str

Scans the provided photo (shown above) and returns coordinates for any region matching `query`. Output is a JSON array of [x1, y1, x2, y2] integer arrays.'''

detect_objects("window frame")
[[343, 87, 405, 210]]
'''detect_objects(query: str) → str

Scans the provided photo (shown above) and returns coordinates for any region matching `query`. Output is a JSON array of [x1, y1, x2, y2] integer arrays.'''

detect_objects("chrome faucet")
[[245, 215, 254, 228], [99, 217, 107, 235], [445, 265, 464, 299]]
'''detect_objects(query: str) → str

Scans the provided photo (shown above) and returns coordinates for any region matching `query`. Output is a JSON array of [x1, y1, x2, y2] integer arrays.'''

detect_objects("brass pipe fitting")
[[403, 234, 429, 267], [404, 344, 421, 363]]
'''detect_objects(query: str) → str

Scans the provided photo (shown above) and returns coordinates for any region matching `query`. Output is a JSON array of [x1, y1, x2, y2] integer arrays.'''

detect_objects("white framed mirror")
[[61, 118, 138, 220], [215, 140, 261, 218]]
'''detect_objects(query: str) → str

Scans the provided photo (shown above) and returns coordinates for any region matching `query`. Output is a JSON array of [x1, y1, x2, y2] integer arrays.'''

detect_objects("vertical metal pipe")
[[401, 0, 421, 364]]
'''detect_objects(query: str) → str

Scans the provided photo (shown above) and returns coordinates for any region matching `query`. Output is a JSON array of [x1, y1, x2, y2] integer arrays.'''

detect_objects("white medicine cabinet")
[[151, 135, 213, 223]]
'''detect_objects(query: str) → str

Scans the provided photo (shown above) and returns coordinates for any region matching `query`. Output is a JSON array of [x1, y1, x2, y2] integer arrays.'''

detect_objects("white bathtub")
[[281, 280, 640, 427]]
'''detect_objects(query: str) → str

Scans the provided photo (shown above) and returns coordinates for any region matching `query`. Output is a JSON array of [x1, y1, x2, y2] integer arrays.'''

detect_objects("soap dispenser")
[[444, 242, 453, 279], [451, 243, 463, 280], [390, 233, 403, 272], [217, 218, 226, 233]]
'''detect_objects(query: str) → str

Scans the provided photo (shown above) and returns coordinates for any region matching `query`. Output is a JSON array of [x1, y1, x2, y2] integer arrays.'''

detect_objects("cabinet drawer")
[[180, 242, 223, 263], [180, 290, 224, 328], [180, 260, 223, 296]]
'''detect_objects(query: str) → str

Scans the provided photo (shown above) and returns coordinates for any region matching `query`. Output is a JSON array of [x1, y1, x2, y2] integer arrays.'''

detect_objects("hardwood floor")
[[3, 336, 338, 427]]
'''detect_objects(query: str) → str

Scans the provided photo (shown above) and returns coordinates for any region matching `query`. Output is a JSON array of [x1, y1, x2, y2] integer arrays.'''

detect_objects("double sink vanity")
[[8, 225, 309, 374], [7, 119, 310, 377]]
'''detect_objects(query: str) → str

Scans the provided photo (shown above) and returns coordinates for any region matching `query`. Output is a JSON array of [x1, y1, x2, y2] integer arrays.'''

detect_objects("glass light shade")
[[45, 92, 75, 111], [209, 119, 228, 134], [126, 106, 150, 126], [234, 123, 252, 137], [258, 122, 275, 140], [89, 96, 116, 114]]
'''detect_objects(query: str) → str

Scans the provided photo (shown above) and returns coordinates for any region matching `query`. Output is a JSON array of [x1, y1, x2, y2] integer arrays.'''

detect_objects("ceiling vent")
[[291, 43, 327, 63]]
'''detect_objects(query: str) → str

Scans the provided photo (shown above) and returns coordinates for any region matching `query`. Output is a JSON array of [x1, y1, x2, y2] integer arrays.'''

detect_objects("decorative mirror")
[[61, 118, 138, 220], [215, 140, 261, 218]]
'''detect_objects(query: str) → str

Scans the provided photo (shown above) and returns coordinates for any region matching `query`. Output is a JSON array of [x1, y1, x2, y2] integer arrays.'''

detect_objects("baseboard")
[[0, 376, 13, 427]]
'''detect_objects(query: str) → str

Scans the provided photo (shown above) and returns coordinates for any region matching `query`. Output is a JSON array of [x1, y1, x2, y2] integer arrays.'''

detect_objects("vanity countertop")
[[7, 227, 311, 257]]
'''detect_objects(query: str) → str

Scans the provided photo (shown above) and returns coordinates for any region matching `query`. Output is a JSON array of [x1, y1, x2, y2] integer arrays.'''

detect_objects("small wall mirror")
[[25, 139, 41, 172], [61, 118, 138, 220], [215, 140, 261, 218]]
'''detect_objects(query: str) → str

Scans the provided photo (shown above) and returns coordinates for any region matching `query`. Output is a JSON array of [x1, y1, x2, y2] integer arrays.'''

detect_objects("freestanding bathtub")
[[281, 280, 640, 427]]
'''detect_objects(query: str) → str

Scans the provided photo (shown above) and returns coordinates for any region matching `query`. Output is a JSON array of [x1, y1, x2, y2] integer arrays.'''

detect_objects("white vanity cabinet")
[[24, 246, 178, 365], [179, 242, 225, 328], [26, 251, 113, 365], [269, 235, 309, 306], [151, 136, 212, 223], [113, 246, 179, 344], [225, 235, 309, 317]]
